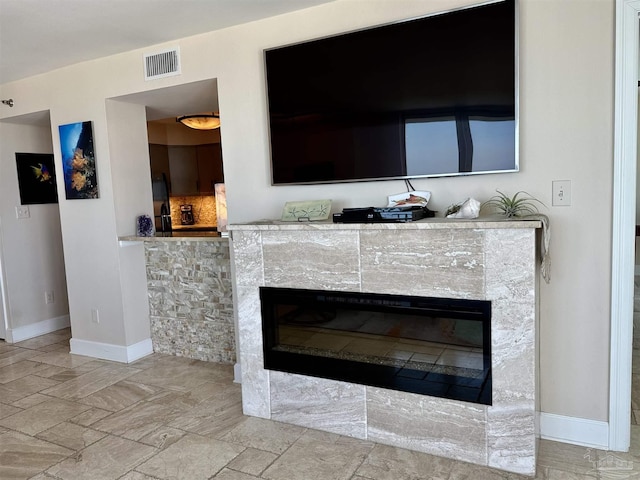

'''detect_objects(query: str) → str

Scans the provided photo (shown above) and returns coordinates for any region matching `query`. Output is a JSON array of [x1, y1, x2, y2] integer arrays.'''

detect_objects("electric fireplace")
[[230, 220, 540, 475], [261, 287, 492, 404]]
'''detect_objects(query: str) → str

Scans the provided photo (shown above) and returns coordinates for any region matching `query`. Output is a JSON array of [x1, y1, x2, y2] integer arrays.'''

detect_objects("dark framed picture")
[[15, 152, 59, 205], [58, 121, 99, 199]]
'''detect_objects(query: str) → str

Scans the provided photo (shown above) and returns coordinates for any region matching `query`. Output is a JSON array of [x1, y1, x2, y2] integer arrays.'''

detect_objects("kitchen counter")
[[119, 231, 227, 242], [170, 224, 218, 232]]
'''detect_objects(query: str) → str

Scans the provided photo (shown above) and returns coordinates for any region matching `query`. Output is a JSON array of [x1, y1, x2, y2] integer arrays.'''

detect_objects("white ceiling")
[[0, 0, 333, 85]]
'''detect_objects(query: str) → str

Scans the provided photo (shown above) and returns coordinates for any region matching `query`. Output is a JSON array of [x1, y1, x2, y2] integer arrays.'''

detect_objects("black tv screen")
[[265, 0, 517, 185]]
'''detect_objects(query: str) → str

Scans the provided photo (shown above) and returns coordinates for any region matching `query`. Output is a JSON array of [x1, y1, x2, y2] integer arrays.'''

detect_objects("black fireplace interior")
[[260, 287, 492, 405]]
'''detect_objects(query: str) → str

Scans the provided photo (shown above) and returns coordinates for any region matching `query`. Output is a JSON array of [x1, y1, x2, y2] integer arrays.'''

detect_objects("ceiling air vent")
[[144, 47, 181, 80]]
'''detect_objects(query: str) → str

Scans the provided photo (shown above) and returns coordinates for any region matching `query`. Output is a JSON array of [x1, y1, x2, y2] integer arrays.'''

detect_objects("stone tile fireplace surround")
[[230, 219, 541, 476]]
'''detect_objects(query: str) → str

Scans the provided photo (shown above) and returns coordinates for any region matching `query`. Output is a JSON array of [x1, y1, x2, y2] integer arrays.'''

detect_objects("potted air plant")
[[481, 190, 545, 218]]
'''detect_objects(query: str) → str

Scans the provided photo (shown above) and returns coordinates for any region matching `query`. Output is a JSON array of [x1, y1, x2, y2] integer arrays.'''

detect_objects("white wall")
[[0, 121, 69, 338], [0, 0, 615, 423]]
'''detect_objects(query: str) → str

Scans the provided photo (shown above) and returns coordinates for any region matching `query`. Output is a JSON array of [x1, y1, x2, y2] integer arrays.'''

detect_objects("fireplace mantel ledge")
[[228, 216, 542, 231]]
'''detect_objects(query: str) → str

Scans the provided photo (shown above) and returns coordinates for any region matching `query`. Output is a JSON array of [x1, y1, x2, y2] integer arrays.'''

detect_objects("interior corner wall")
[[0, 121, 69, 337]]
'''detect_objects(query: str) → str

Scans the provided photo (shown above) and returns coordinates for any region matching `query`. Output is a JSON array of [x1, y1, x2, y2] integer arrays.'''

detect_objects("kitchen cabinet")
[[196, 144, 224, 194], [150, 143, 224, 195], [149, 144, 170, 184], [169, 146, 199, 195]]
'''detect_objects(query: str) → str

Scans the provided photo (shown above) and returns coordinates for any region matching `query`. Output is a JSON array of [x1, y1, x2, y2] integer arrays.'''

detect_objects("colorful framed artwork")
[[15, 152, 58, 205], [58, 121, 99, 199]]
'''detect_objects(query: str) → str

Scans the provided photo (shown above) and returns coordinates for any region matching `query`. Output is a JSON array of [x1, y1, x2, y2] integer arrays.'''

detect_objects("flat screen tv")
[[265, 0, 517, 185]]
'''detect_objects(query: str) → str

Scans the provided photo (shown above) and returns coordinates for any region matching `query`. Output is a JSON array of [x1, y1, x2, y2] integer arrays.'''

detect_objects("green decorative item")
[[482, 190, 545, 218], [281, 199, 332, 221]]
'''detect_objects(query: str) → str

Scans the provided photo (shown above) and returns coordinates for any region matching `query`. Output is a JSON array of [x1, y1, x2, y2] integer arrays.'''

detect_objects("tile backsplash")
[[170, 195, 217, 227]]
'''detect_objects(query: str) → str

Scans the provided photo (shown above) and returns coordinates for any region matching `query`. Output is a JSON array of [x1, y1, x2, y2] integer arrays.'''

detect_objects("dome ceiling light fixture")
[[176, 113, 220, 130]]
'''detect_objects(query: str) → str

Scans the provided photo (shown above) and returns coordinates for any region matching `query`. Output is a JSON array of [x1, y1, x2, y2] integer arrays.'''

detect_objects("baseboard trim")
[[539, 412, 609, 449], [70, 337, 153, 363], [6, 315, 70, 343]]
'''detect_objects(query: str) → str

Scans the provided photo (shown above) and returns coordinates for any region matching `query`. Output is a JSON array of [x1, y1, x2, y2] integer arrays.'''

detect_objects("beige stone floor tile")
[[0, 348, 39, 368], [46, 434, 157, 480], [15, 392, 44, 410], [45, 360, 113, 383], [29, 350, 98, 369], [168, 395, 245, 438], [128, 352, 175, 370], [0, 384, 25, 405], [14, 331, 70, 350], [28, 363, 71, 379], [138, 425, 188, 449], [36, 421, 107, 451], [69, 406, 113, 427], [135, 433, 245, 480], [538, 467, 597, 479], [220, 416, 306, 455], [119, 472, 162, 480], [225, 447, 279, 476], [0, 374, 60, 403], [0, 397, 91, 435], [0, 401, 21, 419], [537, 440, 603, 476], [78, 379, 164, 412], [630, 423, 640, 451], [0, 359, 56, 384], [0, 429, 74, 480], [92, 400, 181, 441], [213, 469, 262, 480], [594, 448, 640, 478], [41, 364, 141, 400], [125, 359, 229, 391], [355, 443, 460, 480], [146, 380, 238, 413], [0, 343, 17, 354], [634, 374, 640, 410], [263, 429, 374, 480], [448, 462, 528, 479], [36, 342, 71, 353]]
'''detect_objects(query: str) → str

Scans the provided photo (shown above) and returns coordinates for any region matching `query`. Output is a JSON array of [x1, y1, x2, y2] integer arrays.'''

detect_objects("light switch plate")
[[15, 206, 30, 218], [552, 180, 571, 206]]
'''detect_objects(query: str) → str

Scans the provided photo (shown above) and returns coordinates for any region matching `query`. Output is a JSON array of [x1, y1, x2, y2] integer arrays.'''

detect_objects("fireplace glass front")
[[260, 287, 492, 405]]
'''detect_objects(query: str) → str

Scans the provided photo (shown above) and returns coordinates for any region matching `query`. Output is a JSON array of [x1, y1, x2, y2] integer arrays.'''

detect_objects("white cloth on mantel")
[[524, 214, 551, 283]]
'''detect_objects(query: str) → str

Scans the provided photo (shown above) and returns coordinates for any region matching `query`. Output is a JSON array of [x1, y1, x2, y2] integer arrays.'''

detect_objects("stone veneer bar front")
[[229, 218, 541, 476], [120, 235, 235, 364]]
